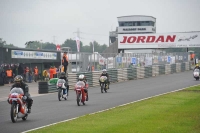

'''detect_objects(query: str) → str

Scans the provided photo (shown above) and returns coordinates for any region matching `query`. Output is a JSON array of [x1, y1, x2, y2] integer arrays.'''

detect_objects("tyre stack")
[[38, 81, 48, 94]]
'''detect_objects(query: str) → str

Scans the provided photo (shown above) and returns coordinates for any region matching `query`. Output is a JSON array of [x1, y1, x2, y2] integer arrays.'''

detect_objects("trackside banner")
[[118, 32, 200, 49]]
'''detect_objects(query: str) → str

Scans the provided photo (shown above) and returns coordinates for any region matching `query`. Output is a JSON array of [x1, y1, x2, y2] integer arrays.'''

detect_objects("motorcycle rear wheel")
[[10, 103, 18, 123], [104, 87, 107, 93], [22, 114, 28, 121]]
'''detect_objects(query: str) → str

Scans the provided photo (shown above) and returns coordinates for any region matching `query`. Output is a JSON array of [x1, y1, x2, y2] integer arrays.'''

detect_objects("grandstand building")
[[105, 15, 159, 54]]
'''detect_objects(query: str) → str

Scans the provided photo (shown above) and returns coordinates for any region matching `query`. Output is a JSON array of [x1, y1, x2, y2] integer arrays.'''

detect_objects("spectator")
[[103, 63, 106, 69], [18, 64, 24, 76], [29, 68, 33, 83], [62, 51, 69, 74], [0, 69, 6, 85], [53, 66, 57, 78], [6, 67, 13, 86], [49, 66, 54, 79], [25, 67, 30, 82], [34, 66, 39, 82], [87, 63, 91, 71]]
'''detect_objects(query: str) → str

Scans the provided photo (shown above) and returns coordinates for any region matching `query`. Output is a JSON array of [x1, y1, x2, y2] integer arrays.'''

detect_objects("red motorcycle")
[[8, 87, 29, 123], [74, 81, 89, 106]]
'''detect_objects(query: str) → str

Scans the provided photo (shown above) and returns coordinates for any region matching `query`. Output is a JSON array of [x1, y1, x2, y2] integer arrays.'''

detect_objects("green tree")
[[4, 44, 18, 48], [42, 42, 56, 50], [0, 38, 6, 47], [62, 38, 83, 52]]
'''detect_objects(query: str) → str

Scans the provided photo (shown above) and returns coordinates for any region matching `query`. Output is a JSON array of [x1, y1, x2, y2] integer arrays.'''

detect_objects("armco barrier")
[[38, 62, 192, 94]]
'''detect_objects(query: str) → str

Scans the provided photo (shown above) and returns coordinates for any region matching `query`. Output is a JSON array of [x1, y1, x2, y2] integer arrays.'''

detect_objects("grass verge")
[[29, 85, 200, 133]]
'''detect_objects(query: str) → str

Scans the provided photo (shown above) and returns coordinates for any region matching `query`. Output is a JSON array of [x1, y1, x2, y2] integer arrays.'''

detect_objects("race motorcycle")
[[8, 87, 29, 123], [193, 69, 200, 80], [57, 79, 68, 101], [74, 81, 88, 106], [99, 76, 108, 93]]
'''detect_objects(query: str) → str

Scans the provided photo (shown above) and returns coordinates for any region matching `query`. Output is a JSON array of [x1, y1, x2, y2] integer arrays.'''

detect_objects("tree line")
[[1, 38, 200, 58], [0, 38, 108, 53]]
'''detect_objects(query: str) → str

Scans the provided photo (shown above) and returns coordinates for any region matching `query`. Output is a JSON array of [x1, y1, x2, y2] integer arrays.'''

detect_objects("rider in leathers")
[[59, 72, 69, 96], [10, 75, 33, 113], [99, 69, 110, 89], [78, 74, 89, 101], [194, 64, 200, 71]]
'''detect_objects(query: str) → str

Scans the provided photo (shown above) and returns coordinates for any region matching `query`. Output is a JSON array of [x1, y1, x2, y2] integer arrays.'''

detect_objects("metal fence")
[[40, 62, 192, 93], [68, 52, 189, 73]]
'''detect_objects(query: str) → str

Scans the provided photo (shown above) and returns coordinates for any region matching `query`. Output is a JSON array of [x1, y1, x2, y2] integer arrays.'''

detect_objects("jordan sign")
[[118, 32, 200, 49]]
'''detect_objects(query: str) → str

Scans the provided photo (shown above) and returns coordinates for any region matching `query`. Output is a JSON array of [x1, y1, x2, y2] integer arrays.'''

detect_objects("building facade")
[[109, 15, 156, 45]]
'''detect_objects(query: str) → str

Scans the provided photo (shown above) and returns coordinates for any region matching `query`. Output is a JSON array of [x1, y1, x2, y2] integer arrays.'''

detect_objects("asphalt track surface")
[[0, 70, 199, 133]]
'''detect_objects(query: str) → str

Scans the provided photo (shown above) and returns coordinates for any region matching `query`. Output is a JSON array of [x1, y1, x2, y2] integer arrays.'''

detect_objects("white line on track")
[[22, 84, 200, 133]]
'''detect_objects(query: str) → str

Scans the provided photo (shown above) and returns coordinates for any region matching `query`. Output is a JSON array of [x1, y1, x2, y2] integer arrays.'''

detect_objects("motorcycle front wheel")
[[10, 103, 18, 123], [77, 93, 81, 106], [58, 89, 62, 101], [101, 83, 104, 93]]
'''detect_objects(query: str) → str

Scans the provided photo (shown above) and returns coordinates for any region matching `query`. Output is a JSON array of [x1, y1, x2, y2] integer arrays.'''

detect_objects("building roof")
[[117, 15, 156, 19]]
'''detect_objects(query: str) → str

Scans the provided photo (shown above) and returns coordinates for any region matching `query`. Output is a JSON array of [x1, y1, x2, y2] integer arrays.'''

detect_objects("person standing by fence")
[[62, 51, 68, 74], [0, 69, 6, 86], [53, 66, 57, 78], [6, 67, 13, 86], [49, 66, 54, 79], [18, 64, 23, 76], [29, 68, 33, 83], [25, 67, 29, 82], [34, 66, 39, 82]]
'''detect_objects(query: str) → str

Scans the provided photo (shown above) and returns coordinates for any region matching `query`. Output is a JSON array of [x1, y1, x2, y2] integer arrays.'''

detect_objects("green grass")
[[30, 85, 200, 133]]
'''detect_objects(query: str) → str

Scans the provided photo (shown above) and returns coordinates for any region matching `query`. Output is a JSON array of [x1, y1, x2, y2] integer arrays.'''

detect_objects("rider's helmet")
[[196, 64, 199, 67], [60, 72, 65, 77], [14, 75, 23, 87], [78, 74, 85, 81], [102, 69, 107, 74]]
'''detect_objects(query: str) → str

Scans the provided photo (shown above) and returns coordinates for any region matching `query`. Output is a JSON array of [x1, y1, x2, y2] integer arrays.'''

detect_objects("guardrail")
[[38, 62, 192, 94]]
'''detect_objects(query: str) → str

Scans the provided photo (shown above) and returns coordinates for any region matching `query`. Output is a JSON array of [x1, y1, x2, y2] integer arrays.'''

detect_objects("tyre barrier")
[[38, 81, 48, 94]]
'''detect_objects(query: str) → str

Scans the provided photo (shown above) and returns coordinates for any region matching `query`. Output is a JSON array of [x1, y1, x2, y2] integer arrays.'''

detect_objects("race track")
[[0, 70, 199, 133]]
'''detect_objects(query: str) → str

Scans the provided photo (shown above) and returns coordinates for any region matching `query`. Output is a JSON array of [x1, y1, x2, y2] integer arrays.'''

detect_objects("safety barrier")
[[38, 62, 192, 93]]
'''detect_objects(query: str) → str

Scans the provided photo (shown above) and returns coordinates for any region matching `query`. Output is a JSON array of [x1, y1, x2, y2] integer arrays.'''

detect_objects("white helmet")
[[79, 74, 84, 81], [102, 69, 107, 74]]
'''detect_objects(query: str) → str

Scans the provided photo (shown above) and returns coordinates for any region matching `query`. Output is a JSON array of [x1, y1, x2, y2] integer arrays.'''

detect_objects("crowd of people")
[[0, 64, 40, 86]]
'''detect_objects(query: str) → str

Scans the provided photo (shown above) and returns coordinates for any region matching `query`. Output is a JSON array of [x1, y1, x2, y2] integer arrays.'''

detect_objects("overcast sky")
[[0, 0, 200, 48]]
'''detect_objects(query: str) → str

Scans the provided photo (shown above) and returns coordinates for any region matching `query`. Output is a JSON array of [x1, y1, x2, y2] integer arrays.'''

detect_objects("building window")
[[128, 22, 133, 26]]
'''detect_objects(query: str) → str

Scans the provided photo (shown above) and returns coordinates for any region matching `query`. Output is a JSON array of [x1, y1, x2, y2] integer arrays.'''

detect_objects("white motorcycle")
[[56, 79, 68, 101], [193, 69, 200, 80]]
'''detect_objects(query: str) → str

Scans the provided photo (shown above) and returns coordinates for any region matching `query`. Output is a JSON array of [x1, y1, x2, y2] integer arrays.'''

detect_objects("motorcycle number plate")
[[11, 98, 17, 101]]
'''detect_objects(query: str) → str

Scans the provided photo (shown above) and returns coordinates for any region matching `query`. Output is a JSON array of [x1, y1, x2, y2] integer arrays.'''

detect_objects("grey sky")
[[0, 0, 200, 48]]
